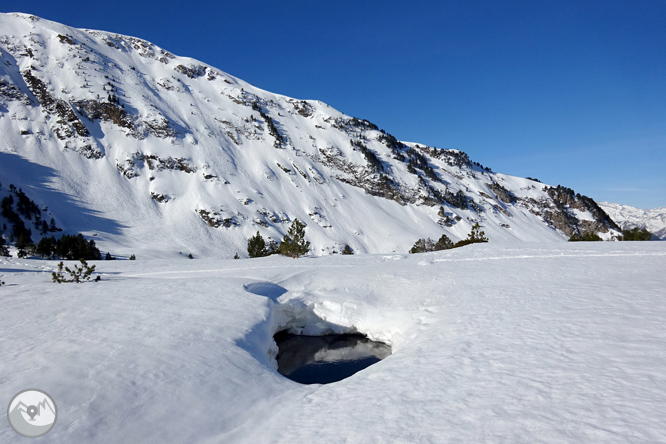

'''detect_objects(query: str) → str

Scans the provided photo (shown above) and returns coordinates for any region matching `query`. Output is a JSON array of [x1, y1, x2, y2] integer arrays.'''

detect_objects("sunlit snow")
[[1, 242, 665, 443]]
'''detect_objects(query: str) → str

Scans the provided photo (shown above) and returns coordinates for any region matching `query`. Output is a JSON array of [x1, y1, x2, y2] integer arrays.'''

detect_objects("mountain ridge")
[[599, 202, 666, 240], [0, 13, 622, 258]]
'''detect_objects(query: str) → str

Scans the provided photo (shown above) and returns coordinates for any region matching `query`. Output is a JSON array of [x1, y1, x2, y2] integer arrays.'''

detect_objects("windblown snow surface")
[[1, 242, 665, 443]]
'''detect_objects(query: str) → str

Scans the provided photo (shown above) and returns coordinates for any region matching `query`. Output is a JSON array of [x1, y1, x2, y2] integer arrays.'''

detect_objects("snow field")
[[1, 242, 665, 443]]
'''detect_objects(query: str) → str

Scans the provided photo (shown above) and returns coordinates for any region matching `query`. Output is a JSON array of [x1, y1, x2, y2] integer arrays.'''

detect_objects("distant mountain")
[[599, 202, 666, 240], [0, 13, 620, 258]]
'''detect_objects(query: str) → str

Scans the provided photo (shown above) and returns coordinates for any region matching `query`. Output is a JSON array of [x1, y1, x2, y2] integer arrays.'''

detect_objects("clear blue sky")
[[3, 1, 665, 208]]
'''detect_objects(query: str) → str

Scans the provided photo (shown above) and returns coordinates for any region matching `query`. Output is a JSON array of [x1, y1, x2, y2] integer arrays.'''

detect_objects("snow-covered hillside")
[[1, 243, 665, 443], [0, 13, 619, 258], [599, 202, 666, 240]]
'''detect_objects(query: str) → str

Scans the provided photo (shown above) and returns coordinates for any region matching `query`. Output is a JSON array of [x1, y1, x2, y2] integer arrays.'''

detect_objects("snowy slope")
[[1, 243, 665, 443], [0, 13, 619, 258], [599, 202, 666, 240]]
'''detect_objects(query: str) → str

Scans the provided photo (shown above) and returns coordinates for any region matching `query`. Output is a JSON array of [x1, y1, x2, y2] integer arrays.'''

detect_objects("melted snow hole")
[[274, 330, 391, 384]]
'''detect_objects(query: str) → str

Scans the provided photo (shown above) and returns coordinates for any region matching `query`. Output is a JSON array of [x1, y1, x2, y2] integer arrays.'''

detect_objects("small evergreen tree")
[[0, 236, 10, 257], [247, 231, 269, 258], [434, 234, 454, 250], [341, 244, 353, 255], [468, 223, 488, 243], [279, 219, 310, 258], [410, 238, 437, 254], [410, 238, 428, 254], [52, 259, 97, 283], [129, 254, 136, 260]]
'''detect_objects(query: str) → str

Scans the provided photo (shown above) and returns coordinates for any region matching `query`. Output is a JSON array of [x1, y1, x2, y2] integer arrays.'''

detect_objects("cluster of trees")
[[405, 147, 438, 181], [0, 183, 104, 260], [410, 223, 488, 254], [378, 132, 407, 161], [2, 185, 60, 257], [252, 101, 284, 148], [351, 139, 384, 173], [247, 218, 310, 259], [34, 234, 102, 260], [620, 227, 653, 241], [569, 233, 603, 242], [569, 227, 653, 242]]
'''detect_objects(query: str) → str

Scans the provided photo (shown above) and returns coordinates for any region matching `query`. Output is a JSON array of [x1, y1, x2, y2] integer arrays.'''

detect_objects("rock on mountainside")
[[0, 13, 620, 258], [599, 202, 666, 240]]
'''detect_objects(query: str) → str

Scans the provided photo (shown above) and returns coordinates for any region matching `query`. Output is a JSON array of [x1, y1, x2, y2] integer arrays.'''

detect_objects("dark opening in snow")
[[274, 331, 391, 384]]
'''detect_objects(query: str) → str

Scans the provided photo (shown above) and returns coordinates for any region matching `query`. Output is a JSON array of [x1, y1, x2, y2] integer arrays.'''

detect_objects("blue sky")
[[3, 1, 665, 208]]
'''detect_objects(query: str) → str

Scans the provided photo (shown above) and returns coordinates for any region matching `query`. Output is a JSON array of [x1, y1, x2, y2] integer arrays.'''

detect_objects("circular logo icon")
[[7, 389, 57, 438]]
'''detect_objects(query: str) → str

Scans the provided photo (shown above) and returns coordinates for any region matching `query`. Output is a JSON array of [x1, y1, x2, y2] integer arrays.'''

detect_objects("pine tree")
[[341, 244, 353, 255], [468, 223, 488, 243], [434, 234, 453, 250], [247, 231, 269, 258], [0, 236, 9, 257], [410, 238, 434, 254], [279, 219, 310, 258], [35, 236, 56, 258], [52, 259, 97, 283]]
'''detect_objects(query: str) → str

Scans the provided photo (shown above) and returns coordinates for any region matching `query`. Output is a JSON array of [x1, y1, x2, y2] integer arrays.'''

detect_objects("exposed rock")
[[22, 69, 90, 138], [488, 182, 517, 204], [0, 78, 32, 104], [76, 99, 133, 130], [150, 192, 170, 203], [145, 155, 195, 173], [175, 64, 207, 79], [197, 209, 240, 228], [57, 34, 75, 45]]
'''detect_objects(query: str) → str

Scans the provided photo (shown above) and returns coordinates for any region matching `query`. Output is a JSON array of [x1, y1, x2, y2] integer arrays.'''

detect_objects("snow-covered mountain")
[[599, 202, 666, 240], [0, 13, 620, 258]]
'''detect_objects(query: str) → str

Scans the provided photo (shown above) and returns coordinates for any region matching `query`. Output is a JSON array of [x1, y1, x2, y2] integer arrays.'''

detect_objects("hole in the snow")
[[274, 330, 391, 384]]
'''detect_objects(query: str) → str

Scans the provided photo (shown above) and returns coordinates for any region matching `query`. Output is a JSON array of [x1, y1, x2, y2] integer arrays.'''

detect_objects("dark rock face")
[[519, 186, 619, 237], [22, 69, 90, 138], [488, 182, 517, 204]]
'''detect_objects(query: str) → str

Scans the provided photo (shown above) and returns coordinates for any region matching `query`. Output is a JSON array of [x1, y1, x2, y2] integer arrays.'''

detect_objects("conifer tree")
[[434, 234, 454, 250], [247, 231, 269, 258], [0, 236, 9, 257], [279, 219, 310, 258], [52, 259, 97, 283], [468, 223, 488, 243]]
